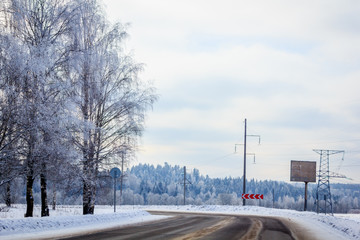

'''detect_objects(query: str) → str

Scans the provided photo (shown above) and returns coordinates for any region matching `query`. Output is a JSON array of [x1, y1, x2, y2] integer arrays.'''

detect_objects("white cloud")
[[103, 0, 360, 182]]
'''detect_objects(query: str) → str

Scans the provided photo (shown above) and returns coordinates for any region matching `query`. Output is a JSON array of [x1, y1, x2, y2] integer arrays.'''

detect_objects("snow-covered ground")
[[0, 205, 168, 240], [139, 205, 360, 240], [1, 204, 359, 240]]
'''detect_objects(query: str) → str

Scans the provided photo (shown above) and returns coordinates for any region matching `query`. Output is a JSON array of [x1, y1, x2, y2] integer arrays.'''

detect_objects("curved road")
[[60, 211, 297, 240]]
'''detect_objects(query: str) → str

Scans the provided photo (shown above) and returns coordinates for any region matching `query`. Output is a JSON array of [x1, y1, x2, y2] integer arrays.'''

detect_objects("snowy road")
[[1, 205, 359, 239], [60, 211, 296, 240]]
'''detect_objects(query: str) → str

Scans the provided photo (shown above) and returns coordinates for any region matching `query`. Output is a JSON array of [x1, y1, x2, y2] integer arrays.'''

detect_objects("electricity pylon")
[[313, 149, 345, 215]]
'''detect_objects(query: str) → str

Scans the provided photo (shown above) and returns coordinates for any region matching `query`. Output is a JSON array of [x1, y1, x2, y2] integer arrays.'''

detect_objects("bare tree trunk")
[[40, 164, 49, 217], [5, 181, 11, 207], [81, 66, 96, 215], [83, 153, 96, 215], [52, 186, 56, 210], [25, 136, 35, 217], [83, 179, 95, 214], [25, 175, 34, 217], [82, 152, 95, 214]]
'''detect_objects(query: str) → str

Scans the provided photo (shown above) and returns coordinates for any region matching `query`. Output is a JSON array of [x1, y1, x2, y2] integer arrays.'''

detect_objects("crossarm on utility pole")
[[247, 135, 261, 145]]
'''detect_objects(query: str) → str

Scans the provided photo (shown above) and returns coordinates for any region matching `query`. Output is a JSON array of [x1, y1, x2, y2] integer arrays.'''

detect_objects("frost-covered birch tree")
[[68, 0, 156, 215], [0, 0, 76, 217], [0, 0, 156, 216], [0, 34, 23, 207]]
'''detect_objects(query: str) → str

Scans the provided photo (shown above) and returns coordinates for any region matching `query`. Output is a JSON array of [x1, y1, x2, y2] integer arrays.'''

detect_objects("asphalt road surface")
[[60, 211, 298, 240]]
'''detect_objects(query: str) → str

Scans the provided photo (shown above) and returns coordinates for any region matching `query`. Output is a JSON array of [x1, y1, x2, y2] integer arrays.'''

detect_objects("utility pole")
[[110, 167, 121, 212], [243, 119, 247, 206], [184, 166, 186, 205], [182, 166, 192, 205], [272, 188, 275, 208], [120, 151, 124, 205], [238, 118, 260, 206]]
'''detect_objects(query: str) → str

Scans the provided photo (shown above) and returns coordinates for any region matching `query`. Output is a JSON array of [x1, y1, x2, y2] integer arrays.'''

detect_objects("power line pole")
[[120, 151, 124, 205], [236, 119, 260, 206], [272, 188, 275, 208], [110, 167, 121, 212], [243, 119, 247, 206], [184, 166, 186, 205], [182, 166, 192, 205]]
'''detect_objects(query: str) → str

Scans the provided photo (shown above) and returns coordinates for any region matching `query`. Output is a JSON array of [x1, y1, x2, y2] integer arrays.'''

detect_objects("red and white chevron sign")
[[242, 194, 263, 200]]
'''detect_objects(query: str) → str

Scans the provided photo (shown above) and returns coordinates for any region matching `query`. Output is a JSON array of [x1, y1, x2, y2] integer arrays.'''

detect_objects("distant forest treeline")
[[2, 163, 359, 213]]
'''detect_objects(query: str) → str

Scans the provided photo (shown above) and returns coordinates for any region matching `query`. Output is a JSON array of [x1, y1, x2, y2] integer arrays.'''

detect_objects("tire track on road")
[[173, 217, 235, 240]]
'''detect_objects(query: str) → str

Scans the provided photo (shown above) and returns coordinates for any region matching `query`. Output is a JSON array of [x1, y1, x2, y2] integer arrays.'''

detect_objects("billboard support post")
[[304, 181, 308, 211]]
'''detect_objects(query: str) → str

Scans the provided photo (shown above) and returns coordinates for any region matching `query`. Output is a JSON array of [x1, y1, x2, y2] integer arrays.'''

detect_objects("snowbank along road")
[[60, 211, 307, 240]]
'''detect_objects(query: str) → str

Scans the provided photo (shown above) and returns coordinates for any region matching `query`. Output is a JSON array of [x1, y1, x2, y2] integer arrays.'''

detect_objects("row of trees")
[[122, 163, 360, 213], [3, 163, 358, 213], [0, 0, 156, 216]]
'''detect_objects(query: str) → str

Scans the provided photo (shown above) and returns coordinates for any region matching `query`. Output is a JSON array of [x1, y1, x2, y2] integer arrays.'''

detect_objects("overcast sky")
[[103, 0, 360, 183]]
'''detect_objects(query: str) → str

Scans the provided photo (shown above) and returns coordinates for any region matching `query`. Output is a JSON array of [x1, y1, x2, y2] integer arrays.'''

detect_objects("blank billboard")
[[290, 160, 316, 182]]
